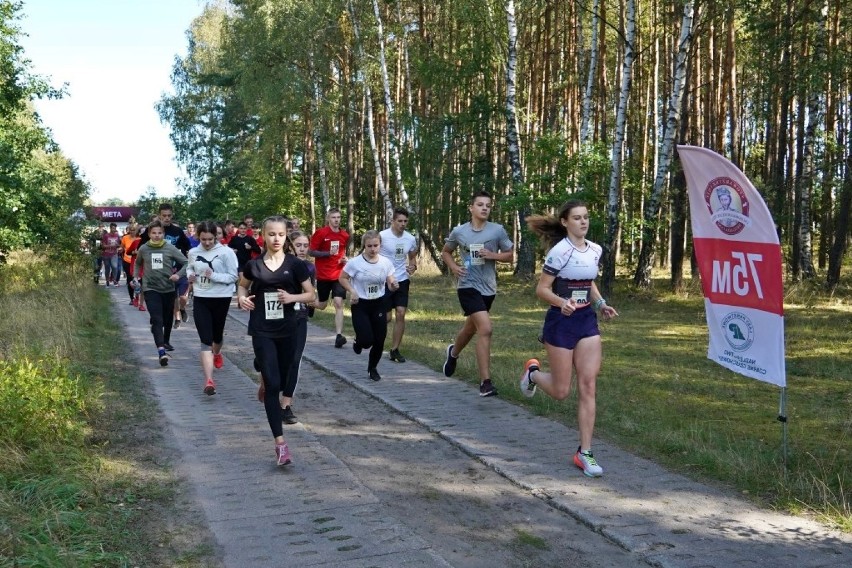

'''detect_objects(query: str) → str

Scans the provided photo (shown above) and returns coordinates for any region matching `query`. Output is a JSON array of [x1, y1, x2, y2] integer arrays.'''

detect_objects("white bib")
[[151, 253, 164, 270], [468, 243, 485, 266], [264, 292, 284, 319]]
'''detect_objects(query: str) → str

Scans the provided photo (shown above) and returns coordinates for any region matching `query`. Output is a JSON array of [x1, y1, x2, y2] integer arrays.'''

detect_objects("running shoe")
[[479, 379, 498, 397], [180, 308, 188, 322], [519, 358, 540, 398], [334, 333, 347, 348], [204, 379, 216, 396], [138, 304, 146, 311], [443, 344, 457, 377], [128, 299, 135, 305], [573, 448, 603, 477], [159, 353, 170, 367], [131, 297, 138, 307], [276, 443, 292, 466], [163, 343, 175, 352], [282, 405, 298, 424], [213, 352, 224, 369], [389, 349, 406, 363], [353, 341, 362, 355], [173, 318, 181, 329], [368, 368, 382, 382]]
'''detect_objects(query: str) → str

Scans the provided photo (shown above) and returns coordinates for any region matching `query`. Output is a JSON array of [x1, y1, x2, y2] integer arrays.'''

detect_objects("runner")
[[339, 230, 398, 382], [141, 204, 191, 329], [134, 219, 188, 367], [121, 224, 139, 304], [88, 221, 107, 283], [256, 230, 315, 423], [441, 190, 514, 397], [228, 221, 261, 276], [379, 207, 418, 363], [237, 216, 314, 466], [102, 222, 122, 287], [186, 221, 239, 396], [521, 200, 618, 477], [309, 207, 350, 348]]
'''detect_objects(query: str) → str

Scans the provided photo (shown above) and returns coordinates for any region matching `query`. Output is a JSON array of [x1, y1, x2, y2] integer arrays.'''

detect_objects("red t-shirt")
[[309, 226, 349, 281]]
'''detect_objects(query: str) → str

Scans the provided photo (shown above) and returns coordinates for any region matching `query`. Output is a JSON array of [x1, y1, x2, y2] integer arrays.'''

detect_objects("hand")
[[168, 274, 179, 282], [451, 263, 467, 278], [338, 256, 347, 265], [257, 382, 265, 403], [187, 274, 197, 283], [244, 242, 251, 249], [239, 294, 256, 310], [406, 264, 417, 275], [388, 280, 399, 292], [600, 305, 619, 320], [277, 289, 295, 304], [203, 268, 213, 278], [560, 298, 578, 316], [350, 293, 359, 305]]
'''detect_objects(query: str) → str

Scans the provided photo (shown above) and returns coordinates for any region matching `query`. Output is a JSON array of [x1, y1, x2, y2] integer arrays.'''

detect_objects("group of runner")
[[125, 194, 618, 477]]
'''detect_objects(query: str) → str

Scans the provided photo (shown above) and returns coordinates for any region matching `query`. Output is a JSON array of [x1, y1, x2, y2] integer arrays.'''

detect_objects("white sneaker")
[[519, 359, 539, 398], [573, 448, 603, 477]]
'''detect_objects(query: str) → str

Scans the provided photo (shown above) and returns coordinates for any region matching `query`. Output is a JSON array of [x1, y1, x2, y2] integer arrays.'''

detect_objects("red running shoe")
[[213, 352, 224, 369], [204, 379, 216, 396]]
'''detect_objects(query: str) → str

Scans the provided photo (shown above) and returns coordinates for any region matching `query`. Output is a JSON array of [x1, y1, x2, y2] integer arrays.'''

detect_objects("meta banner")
[[678, 145, 786, 387], [92, 207, 138, 222]]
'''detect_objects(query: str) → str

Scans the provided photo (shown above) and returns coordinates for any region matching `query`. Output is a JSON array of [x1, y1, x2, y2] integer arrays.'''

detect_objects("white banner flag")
[[677, 145, 786, 387]]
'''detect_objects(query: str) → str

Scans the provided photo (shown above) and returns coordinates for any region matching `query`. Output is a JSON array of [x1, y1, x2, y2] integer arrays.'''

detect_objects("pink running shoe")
[[204, 379, 216, 396], [213, 352, 224, 369], [276, 443, 292, 466]]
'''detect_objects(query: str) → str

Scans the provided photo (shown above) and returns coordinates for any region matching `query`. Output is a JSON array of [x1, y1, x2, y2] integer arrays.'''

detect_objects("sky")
[[19, 0, 206, 204]]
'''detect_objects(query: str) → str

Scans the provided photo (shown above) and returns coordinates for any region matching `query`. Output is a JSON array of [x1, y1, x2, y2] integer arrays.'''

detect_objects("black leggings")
[[144, 290, 176, 348], [253, 334, 297, 438], [283, 318, 307, 398], [351, 298, 388, 370], [123, 261, 133, 299], [192, 296, 231, 346]]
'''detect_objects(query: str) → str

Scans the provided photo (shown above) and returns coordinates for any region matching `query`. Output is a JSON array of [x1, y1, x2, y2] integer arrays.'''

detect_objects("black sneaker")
[[173, 318, 181, 329], [368, 368, 382, 381], [159, 353, 170, 367], [389, 349, 406, 363], [335, 334, 347, 348], [163, 343, 175, 351], [282, 405, 299, 424], [353, 342, 362, 355], [479, 379, 498, 397], [443, 344, 457, 377], [180, 308, 188, 322]]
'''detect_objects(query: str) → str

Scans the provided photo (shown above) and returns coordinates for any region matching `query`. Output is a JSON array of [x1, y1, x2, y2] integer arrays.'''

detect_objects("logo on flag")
[[704, 177, 750, 235], [721, 312, 754, 351]]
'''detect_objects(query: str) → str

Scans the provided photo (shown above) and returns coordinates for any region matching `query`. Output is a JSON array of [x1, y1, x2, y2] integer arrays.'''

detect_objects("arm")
[[480, 248, 514, 262], [536, 272, 581, 317], [279, 279, 315, 305], [441, 243, 466, 278], [236, 275, 256, 310], [338, 271, 359, 303], [406, 249, 418, 276], [590, 282, 618, 320], [210, 249, 239, 284]]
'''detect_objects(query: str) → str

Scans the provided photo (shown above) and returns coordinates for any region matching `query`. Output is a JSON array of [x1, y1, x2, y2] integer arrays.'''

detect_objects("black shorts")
[[386, 279, 411, 309], [175, 275, 190, 296], [457, 288, 495, 316], [316, 279, 346, 302]]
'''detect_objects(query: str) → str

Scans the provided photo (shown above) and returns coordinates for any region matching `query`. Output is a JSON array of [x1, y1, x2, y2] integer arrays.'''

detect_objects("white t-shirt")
[[343, 254, 395, 300], [379, 228, 417, 282], [542, 238, 602, 305]]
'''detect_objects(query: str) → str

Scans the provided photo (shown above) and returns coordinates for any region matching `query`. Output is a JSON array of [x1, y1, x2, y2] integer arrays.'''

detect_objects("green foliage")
[[0, 356, 91, 450]]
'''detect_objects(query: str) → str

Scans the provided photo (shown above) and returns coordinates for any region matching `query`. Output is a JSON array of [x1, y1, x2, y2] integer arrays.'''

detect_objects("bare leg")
[[452, 311, 492, 382], [200, 350, 214, 382], [530, 343, 576, 400], [333, 296, 345, 335], [391, 306, 406, 350], [573, 336, 602, 449]]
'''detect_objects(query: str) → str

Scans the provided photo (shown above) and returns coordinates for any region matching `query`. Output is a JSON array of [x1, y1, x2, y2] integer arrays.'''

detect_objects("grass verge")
[[310, 270, 852, 531], [0, 253, 220, 567]]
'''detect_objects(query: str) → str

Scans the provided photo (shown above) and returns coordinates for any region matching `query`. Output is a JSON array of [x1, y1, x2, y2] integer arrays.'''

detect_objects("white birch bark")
[[347, 0, 394, 223], [633, 0, 695, 288], [309, 52, 330, 212], [579, 0, 601, 146], [602, 0, 636, 293], [372, 0, 409, 219], [505, 0, 534, 277]]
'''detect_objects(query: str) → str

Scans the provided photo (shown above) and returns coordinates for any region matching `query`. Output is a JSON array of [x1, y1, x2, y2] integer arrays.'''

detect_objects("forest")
[[158, 0, 852, 291]]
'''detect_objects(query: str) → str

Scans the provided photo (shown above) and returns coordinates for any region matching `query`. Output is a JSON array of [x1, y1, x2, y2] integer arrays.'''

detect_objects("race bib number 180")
[[366, 283, 382, 299]]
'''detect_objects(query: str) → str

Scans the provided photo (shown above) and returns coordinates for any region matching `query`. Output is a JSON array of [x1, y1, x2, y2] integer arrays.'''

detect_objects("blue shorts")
[[175, 275, 190, 296], [541, 305, 599, 350]]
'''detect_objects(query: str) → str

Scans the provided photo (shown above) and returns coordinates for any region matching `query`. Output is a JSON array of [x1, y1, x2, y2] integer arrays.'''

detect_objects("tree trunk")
[[579, 0, 601, 146], [505, 0, 534, 278], [827, 156, 852, 289], [633, 0, 695, 288], [602, 0, 636, 296]]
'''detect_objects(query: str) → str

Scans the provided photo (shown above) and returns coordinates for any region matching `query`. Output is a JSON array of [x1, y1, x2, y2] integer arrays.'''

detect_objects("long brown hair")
[[526, 200, 587, 249]]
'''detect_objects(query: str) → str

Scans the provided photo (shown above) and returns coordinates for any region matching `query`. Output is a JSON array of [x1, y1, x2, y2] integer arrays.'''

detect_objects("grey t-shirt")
[[444, 221, 513, 296]]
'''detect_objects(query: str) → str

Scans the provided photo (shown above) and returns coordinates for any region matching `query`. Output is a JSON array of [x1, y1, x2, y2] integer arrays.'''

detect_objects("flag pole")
[[778, 386, 788, 471]]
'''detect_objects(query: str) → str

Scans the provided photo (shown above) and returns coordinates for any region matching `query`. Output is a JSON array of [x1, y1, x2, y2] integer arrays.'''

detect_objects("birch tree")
[[634, 0, 696, 288], [580, 0, 601, 146], [601, 0, 636, 295]]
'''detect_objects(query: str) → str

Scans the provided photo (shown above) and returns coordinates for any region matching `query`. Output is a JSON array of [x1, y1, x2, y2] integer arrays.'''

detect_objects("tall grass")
[[0, 253, 210, 566], [311, 271, 852, 531]]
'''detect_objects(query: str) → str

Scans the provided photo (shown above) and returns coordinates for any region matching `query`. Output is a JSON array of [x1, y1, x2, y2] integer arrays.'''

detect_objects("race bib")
[[329, 241, 340, 256], [365, 283, 382, 299], [264, 292, 284, 319], [197, 276, 212, 290], [394, 243, 406, 261], [151, 253, 164, 270], [468, 243, 485, 266], [571, 289, 589, 304], [555, 279, 592, 305]]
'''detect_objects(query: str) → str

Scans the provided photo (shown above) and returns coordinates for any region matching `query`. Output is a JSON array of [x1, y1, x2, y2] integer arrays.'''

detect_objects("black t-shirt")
[[141, 223, 191, 255], [243, 254, 311, 337], [229, 234, 261, 267]]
